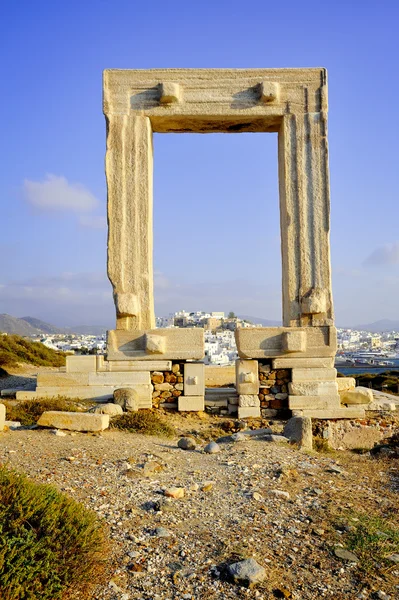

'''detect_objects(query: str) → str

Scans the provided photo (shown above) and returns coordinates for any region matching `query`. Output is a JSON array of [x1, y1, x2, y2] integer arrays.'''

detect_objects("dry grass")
[[0, 466, 109, 600], [110, 410, 176, 437]]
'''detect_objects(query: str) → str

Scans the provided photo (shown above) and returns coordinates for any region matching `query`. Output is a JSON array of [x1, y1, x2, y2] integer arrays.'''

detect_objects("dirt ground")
[[0, 408, 398, 600]]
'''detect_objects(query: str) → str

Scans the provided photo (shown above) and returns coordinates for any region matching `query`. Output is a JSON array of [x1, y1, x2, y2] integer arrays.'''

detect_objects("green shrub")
[[4, 398, 87, 426], [0, 466, 108, 600], [0, 335, 66, 369], [110, 410, 176, 437]]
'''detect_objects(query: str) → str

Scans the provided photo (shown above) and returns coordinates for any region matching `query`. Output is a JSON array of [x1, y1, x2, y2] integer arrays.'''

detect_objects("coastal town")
[[22, 310, 399, 369]]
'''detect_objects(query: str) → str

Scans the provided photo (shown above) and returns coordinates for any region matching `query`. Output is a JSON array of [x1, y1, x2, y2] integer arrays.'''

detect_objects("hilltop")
[[0, 334, 66, 370], [0, 314, 107, 336]]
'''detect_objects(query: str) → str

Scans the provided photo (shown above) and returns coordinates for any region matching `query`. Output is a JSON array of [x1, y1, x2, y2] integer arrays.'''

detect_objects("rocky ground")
[[0, 412, 398, 600]]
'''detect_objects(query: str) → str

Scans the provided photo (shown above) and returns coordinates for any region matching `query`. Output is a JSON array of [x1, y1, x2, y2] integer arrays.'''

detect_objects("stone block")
[[184, 363, 205, 396], [37, 373, 90, 387], [289, 381, 338, 396], [337, 377, 356, 392], [89, 372, 150, 386], [340, 387, 373, 406], [37, 411, 109, 432], [0, 403, 5, 431], [235, 327, 336, 359], [66, 355, 97, 373], [237, 406, 261, 419], [178, 396, 204, 412], [239, 394, 260, 407], [301, 288, 327, 315], [159, 81, 181, 104], [291, 368, 337, 382], [93, 403, 123, 416], [259, 81, 280, 103], [102, 360, 172, 371], [272, 357, 334, 369], [292, 407, 366, 419], [236, 359, 259, 395], [114, 388, 139, 411], [107, 328, 204, 361], [288, 395, 340, 410], [283, 416, 313, 450], [282, 331, 306, 353], [146, 333, 166, 354]]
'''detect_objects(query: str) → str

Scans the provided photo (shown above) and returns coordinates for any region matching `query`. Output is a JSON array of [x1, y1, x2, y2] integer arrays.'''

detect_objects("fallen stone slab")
[[37, 411, 109, 432], [93, 403, 123, 416], [340, 387, 373, 405]]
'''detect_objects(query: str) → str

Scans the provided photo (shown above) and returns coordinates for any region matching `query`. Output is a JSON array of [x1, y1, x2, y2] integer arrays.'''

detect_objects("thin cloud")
[[79, 215, 107, 229], [24, 174, 99, 213], [363, 242, 399, 267]]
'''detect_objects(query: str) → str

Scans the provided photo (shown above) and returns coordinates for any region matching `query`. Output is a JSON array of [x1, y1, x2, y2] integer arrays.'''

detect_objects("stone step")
[[292, 407, 366, 419]]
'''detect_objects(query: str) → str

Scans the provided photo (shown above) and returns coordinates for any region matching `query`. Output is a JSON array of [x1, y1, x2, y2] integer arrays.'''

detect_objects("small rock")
[[153, 527, 172, 538], [93, 403, 123, 416], [190, 483, 199, 492], [153, 498, 174, 512], [376, 592, 390, 600], [4, 421, 21, 430], [252, 492, 264, 502], [164, 487, 185, 499], [334, 547, 359, 562], [51, 429, 67, 436], [325, 465, 343, 474], [201, 481, 214, 492], [204, 441, 220, 454], [143, 461, 163, 477], [231, 432, 246, 442], [226, 557, 266, 587], [178, 437, 196, 450], [270, 489, 290, 499], [264, 434, 289, 443], [387, 553, 399, 564]]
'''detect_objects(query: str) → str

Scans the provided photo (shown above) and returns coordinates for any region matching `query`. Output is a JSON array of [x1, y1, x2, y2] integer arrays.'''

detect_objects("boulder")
[[283, 416, 313, 450], [340, 387, 373, 406], [177, 437, 196, 450], [204, 441, 220, 454], [37, 411, 109, 432], [114, 388, 139, 412]]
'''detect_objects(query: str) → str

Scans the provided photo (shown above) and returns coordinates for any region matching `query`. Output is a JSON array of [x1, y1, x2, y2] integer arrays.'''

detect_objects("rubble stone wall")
[[151, 363, 184, 408], [258, 361, 291, 416]]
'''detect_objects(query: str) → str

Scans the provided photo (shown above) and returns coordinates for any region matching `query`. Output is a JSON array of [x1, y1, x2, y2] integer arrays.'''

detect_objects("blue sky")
[[1, 0, 399, 327]]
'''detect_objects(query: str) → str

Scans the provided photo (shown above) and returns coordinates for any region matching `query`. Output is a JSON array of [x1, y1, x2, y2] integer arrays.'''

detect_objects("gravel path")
[[1, 424, 398, 600]]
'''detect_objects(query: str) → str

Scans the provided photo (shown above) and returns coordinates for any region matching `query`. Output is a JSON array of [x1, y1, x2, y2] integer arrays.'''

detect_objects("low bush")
[[0, 335, 66, 369], [4, 398, 87, 426], [110, 410, 176, 437], [0, 466, 109, 600]]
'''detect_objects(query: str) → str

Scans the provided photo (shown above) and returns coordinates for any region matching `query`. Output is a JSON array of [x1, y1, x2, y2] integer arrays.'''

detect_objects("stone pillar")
[[278, 102, 333, 328], [105, 114, 155, 331]]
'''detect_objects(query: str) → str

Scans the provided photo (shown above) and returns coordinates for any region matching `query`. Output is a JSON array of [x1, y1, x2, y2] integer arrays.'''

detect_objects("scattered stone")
[[264, 434, 289, 443], [153, 498, 174, 512], [204, 441, 220, 454], [334, 547, 359, 562], [226, 557, 266, 587], [201, 481, 214, 492], [143, 460, 163, 477], [376, 592, 390, 600], [270, 489, 290, 499], [153, 527, 172, 538], [93, 403, 123, 416], [178, 437, 196, 450], [231, 432, 246, 442], [164, 487, 185, 499], [387, 553, 399, 564], [4, 420, 21, 430], [190, 482, 199, 492], [252, 491, 264, 502], [325, 465, 343, 474], [51, 429, 67, 437]]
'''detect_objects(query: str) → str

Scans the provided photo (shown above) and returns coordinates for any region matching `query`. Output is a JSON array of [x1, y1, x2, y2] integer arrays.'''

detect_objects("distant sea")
[[337, 358, 399, 376]]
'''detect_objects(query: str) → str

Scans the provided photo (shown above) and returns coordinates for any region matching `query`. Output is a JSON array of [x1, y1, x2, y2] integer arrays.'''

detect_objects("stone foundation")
[[258, 361, 291, 417]]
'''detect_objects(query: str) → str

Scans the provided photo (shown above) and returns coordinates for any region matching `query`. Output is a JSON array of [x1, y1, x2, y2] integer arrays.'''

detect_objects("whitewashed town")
[[32, 310, 399, 368]]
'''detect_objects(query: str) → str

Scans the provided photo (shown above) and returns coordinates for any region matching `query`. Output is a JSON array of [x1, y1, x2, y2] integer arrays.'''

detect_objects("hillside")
[[0, 334, 66, 369], [352, 319, 399, 332], [0, 314, 107, 336], [0, 314, 42, 336], [20, 316, 64, 334]]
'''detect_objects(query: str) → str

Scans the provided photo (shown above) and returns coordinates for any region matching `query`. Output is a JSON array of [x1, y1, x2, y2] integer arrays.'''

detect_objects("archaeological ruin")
[[20, 68, 366, 420]]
